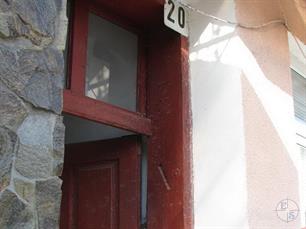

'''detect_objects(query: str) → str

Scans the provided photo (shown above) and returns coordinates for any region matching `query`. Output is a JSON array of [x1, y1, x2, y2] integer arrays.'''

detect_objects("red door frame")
[[63, 0, 193, 228], [146, 29, 193, 229]]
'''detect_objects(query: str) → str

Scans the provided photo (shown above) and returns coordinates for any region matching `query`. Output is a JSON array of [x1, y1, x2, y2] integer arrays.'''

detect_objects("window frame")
[[292, 68, 306, 146], [291, 67, 306, 228], [63, 0, 151, 135]]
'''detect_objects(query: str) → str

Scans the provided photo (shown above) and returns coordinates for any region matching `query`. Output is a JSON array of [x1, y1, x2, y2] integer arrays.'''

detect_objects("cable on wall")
[[177, 0, 306, 61], [170, 0, 305, 42], [179, 1, 287, 30]]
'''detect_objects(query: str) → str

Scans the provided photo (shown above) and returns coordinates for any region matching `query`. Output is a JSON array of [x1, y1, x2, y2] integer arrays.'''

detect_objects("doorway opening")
[[61, 114, 148, 228], [61, 0, 192, 228]]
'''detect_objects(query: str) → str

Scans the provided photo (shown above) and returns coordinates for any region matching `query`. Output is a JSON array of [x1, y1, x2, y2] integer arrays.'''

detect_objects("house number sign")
[[164, 0, 189, 37]]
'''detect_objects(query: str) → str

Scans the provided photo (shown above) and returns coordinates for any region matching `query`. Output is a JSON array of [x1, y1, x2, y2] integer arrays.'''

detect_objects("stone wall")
[[0, 0, 67, 228]]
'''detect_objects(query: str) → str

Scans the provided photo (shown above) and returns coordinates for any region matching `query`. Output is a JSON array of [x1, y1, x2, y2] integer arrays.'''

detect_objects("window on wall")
[[292, 69, 306, 151], [292, 69, 306, 122], [292, 69, 306, 227]]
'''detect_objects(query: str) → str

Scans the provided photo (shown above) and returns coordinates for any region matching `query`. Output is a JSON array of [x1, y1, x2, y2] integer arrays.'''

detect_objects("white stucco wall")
[[187, 0, 301, 228], [187, 1, 249, 228]]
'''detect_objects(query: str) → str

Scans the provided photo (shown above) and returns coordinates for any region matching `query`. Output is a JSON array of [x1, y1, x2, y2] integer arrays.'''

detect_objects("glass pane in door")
[[85, 13, 138, 111]]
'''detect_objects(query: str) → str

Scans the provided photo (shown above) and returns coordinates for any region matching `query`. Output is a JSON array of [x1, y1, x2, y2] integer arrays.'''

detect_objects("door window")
[[85, 13, 138, 111], [63, 0, 150, 135]]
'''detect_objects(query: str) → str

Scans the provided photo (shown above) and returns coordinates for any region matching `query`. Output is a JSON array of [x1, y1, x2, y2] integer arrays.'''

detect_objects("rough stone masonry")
[[0, 0, 67, 228]]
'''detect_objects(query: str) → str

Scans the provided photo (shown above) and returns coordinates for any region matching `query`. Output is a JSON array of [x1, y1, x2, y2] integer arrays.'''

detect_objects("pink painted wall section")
[[236, 1, 301, 228], [235, 0, 282, 26], [242, 74, 300, 228], [188, 0, 304, 228], [280, 0, 306, 44], [237, 27, 292, 94]]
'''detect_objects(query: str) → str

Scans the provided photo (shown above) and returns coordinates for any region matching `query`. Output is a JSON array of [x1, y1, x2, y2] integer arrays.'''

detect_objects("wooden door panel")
[[60, 136, 140, 229], [77, 162, 118, 229]]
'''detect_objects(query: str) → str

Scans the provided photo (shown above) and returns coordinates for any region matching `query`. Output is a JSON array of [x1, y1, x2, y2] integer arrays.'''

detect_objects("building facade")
[[0, 0, 305, 228]]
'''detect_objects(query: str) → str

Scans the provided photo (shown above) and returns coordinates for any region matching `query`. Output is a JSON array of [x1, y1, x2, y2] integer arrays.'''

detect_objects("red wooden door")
[[60, 136, 140, 229]]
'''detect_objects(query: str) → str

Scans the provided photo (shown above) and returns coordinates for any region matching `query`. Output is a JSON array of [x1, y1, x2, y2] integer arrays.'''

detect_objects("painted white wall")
[[187, 1, 249, 228], [187, 1, 302, 228]]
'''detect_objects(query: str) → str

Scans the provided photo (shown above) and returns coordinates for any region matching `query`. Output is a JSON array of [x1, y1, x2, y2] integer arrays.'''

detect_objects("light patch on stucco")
[[190, 23, 299, 174], [188, 0, 302, 228], [188, 1, 249, 228]]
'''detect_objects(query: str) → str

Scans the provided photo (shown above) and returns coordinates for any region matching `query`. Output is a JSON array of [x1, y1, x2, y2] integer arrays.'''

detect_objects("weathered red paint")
[[69, 0, 88, 95], [63, 0, 193, 228], [63, 90, 152, 135], [146, 28, 193, 229], [60, 136, 140, 229], [137, 41, 147, 114], [91, 0, 164, 28]]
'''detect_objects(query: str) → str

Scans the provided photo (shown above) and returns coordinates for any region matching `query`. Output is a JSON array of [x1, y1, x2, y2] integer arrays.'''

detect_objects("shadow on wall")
[[189, 0, 301, 228]]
